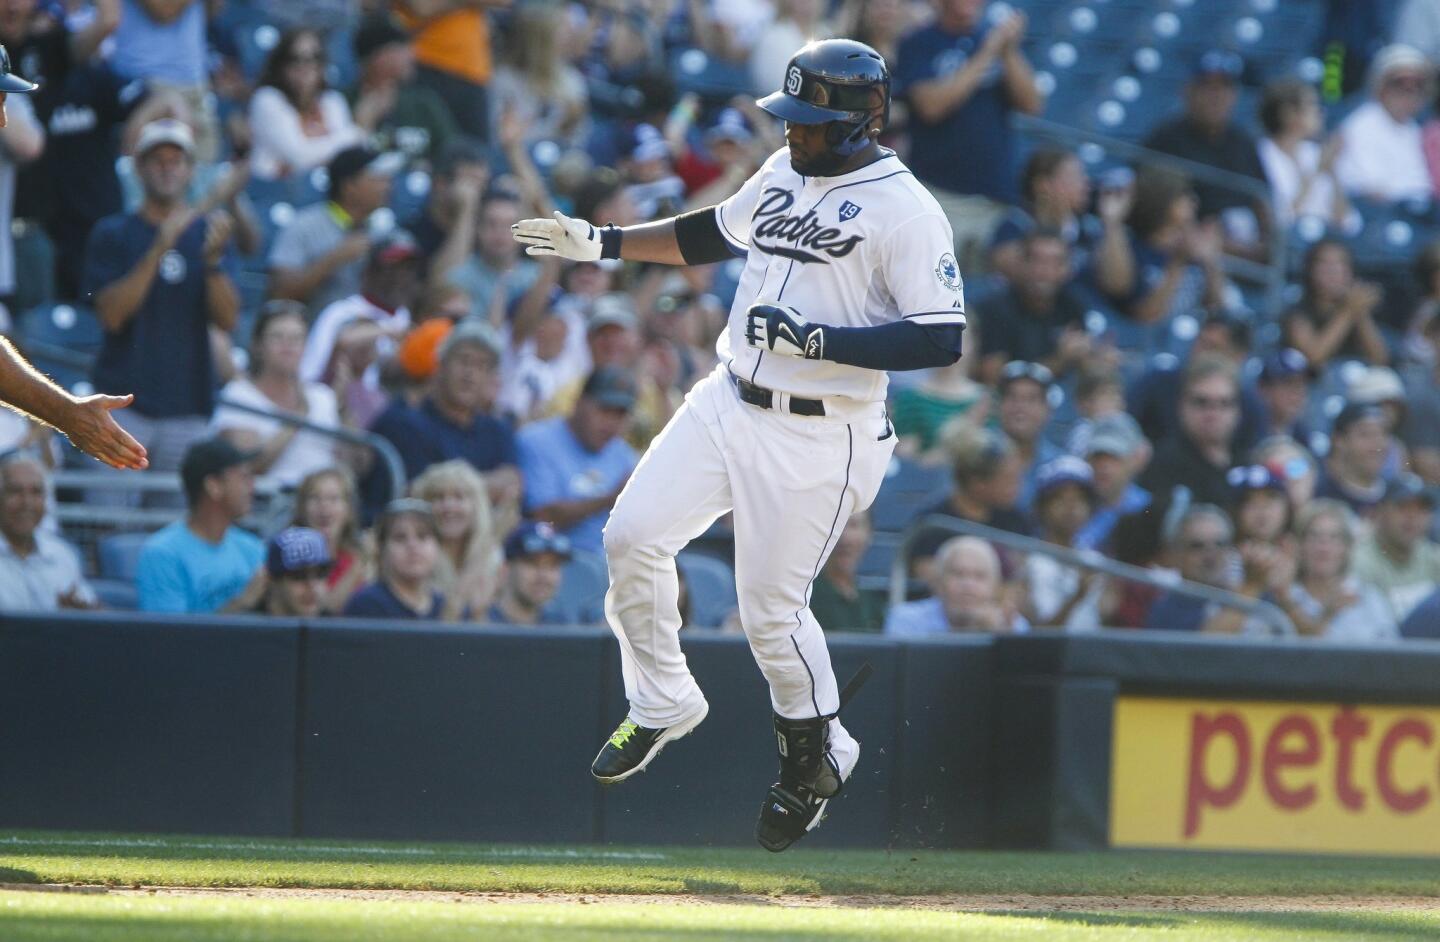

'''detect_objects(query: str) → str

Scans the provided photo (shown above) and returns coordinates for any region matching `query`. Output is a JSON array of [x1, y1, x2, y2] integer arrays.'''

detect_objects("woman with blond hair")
[[487, 1, 588, 148], [291, 466, 373, 613], [1275, 499, 1396, 642], [411, 459, 504, 620]]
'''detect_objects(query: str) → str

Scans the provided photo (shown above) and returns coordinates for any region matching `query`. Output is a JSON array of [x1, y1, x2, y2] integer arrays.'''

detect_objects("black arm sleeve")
[[822, 320, 964, 371], [674, 206, 738, 265]]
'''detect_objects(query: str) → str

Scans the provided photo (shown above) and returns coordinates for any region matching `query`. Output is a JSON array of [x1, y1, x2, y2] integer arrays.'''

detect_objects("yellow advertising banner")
[[1110, 696, 1440, 856]]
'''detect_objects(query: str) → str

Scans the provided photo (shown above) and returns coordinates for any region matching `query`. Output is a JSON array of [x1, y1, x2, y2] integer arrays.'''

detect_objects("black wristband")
[[599, 223, 623, 260]]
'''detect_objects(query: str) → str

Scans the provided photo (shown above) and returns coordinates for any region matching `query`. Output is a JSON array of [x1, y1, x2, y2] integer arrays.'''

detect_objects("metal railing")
[[1013, 113, 1289, 318], [890, 514, 1297, 637]]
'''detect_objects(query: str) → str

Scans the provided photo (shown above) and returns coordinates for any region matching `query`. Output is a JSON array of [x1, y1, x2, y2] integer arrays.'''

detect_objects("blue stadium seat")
[[552, 549, 608, 624], [857, 532, 899, 580], [677, 551, 736, 629], [20, 302, 104, 357], [98, 532, 152, 584], [869, 457, 950, 534], [91, 578, 139, 611]]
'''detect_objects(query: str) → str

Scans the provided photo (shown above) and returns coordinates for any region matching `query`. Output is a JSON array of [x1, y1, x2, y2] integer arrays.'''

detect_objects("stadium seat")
[[97, 532, 152, 584], [677, 551, 737, 629], [552, 549, 608, 625], [20, 303, 104, 357], [869, 457, 950, 534], [91, 578, 139, 611], [857, 532, 899, 581]]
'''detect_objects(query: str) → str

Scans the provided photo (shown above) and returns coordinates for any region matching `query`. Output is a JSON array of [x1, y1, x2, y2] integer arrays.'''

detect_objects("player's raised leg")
[[592, 374, 735, 783], [724, 401, 895, 849]]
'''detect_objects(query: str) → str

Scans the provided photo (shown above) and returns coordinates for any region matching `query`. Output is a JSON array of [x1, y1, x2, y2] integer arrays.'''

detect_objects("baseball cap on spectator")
[[135, 118, 195, 158], [266, 526, 334, 578], [581, 366, 638, 411], [353, 14, 409, 61], [180, 437, 255, 503], [504, 520, 573, 562], [1348, 366, 1405, 406], [1332, 402, 1387, 435], [1034, 455, 1096, 501], [438, 317, 503, 362], [588, 294, 638, 334], [704, 108, 753, 145], [1368, 44, 1433, 92], [997, 360, 1054, 393], [1193, 49, 1244, 81], [1259, 347, 1310, 384], [397, 318, 453, 380], [629, 124, 669, 163], [328, 145, 404, 199], [1226, 463, 1287, 497], [1084, 412, 1145, 458], [368, 228, 421, 266], [1380, 472, 1436, 508]]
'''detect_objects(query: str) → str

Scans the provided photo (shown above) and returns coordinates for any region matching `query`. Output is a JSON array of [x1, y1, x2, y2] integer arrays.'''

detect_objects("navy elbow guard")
[[674, 207, 736, 265]]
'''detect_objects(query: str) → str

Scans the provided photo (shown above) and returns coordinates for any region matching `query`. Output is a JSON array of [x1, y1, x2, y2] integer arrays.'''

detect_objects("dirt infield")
[[6, 884, 1438, 913]]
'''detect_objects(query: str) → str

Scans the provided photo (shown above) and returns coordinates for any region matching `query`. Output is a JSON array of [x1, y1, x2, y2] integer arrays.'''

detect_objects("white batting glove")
[[745, 303, 826, 360], [511, 210, 605, 262]]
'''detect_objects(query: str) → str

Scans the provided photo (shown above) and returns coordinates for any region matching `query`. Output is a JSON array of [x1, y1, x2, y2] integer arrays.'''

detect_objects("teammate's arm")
[[0, 337, 148, 469]]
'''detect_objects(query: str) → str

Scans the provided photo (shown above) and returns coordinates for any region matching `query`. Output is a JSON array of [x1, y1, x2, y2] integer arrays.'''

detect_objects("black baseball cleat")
[[755, 744, 860, 852], [590, 701, 708, 785]]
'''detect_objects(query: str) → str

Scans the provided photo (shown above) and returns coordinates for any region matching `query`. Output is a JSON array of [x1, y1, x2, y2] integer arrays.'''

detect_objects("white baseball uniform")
[[602, 147, 963, 762]]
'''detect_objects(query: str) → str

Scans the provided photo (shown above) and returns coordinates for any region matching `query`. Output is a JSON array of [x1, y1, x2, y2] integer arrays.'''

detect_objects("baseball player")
[[512, 39, 964, 851], [0, 44, 147, 471]]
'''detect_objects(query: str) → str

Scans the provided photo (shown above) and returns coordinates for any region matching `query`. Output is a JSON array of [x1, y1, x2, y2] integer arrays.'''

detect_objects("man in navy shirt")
[[84, 118, 239, 477], [1144, 505, 1235, 633], [895, 0, 1042, 272], [367, 318, 521, 514], [517, 367, 639, 554], [487, 521, 572, 626]]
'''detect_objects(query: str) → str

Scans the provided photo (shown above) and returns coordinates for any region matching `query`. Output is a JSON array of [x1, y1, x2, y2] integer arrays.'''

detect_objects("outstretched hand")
[[62, 393, 148, 470], [511, 210, 604, 262]]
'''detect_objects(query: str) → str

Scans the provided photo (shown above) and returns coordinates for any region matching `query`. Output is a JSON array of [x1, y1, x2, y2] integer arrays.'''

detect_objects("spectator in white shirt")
[[1257, 78, 1358, 233], [1334, 44, 1433, 204], [248, 28, 363, 182], [211, 301, 341, 489], [0, 454, 95, 612]]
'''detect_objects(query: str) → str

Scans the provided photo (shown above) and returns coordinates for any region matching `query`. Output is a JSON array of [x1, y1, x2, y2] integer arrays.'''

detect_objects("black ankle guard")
[[773, 713, 842, 798]]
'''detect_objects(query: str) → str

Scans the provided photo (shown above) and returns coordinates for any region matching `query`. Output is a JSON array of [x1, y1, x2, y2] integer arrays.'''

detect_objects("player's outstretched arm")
[[0, 337, 149, 469], [513, 210, 686, 266]]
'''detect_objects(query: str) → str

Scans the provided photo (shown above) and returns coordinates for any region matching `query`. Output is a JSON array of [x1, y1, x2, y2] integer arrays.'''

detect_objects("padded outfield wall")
[[3, 612, 1438, 855]]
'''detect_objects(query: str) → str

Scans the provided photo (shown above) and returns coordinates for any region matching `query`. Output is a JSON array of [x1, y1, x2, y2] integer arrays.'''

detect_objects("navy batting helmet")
[[0, 45, 36, 93], [757, 39, 889, 159]]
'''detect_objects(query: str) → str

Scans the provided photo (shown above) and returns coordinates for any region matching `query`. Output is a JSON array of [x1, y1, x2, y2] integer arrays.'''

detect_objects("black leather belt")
[[732, 373, 826, 416]]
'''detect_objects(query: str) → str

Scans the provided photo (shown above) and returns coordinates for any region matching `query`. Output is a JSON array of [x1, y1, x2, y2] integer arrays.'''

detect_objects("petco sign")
[[1110, 696, 1440, 856]]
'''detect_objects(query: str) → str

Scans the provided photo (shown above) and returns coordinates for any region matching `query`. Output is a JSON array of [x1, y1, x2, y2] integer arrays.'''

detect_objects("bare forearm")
[[270, 246, 355, 301], [1094, 223, 1134, 298], [206, 271, 240, 332], [618, 218, 686, 265], [95, 246, 165, 331], [910, 49, 999, 123], [0, 337, 77, 427], [1131, 262, 1184, 324], [1001, 47, 1043, 115], [531, 496, 613, 529], [137, 0, 193, 24], [1354, 314, 1390, 364], [428, 206, 478, 283]]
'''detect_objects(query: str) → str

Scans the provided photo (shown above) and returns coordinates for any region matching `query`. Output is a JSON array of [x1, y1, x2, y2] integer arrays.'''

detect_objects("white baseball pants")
[[601, 365, 896, 763]]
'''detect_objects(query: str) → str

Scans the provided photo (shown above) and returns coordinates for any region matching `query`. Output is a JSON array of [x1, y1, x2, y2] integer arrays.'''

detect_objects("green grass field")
[[1, 831, 1437, 941]]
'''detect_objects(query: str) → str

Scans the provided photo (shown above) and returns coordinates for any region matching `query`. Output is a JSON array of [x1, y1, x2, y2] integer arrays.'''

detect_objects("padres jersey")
[[714, 146, 965, 402]]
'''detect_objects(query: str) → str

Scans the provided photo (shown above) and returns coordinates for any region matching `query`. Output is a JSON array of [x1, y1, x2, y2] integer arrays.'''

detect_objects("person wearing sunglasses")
[[258, 526, 333, 618], [249, 29, 362, 182], [1334, 43, 1433, 204], [1143, 504, 1237, 633], [1138, 354, 1244, 509]]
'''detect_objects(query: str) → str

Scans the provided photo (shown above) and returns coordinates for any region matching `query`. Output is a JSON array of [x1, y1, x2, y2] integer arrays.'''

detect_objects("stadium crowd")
[[0, 0, 1438, 641]]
